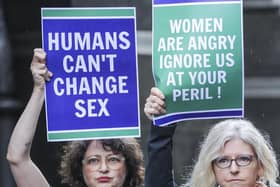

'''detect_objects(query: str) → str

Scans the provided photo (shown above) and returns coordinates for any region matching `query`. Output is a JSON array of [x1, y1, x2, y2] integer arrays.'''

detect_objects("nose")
[[99, 159, 109, 172], [229, 160, 240, 174]]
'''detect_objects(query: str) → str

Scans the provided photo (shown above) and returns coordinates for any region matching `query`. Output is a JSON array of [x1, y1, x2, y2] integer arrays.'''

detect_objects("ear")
[[257, 161, 264, 177]]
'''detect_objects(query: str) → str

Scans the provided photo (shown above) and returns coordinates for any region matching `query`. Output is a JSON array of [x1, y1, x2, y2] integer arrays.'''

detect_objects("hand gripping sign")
[[41, 7, 140, 141]]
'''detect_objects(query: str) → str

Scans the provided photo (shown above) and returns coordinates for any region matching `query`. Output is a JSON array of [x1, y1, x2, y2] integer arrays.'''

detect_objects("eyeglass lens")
[[214, 154, 254, 169], [83, 155, 125, 171]]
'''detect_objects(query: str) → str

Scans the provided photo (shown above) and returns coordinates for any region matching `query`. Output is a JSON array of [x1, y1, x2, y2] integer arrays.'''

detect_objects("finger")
[[146, 95, 165, 108], [144, 106, 161, 116], [152, 95, 165, 107], [48, 71, 53, 78], [146, 101, 166, 115], [30, 64, 47, 78], [45, 71, 53, 82], [35, 68, 48, 77], [144, 102, 165, 117], [32, 67, 48, 79], [39, 68, 52, 82], [31, 61, 47, 70], [150, 87, 165, 99], [33, 48, 46, 64], [151, 102, 166, 113]]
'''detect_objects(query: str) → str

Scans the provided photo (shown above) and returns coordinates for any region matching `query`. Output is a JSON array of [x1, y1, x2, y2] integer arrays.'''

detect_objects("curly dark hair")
[[58, 138, 144, 187]]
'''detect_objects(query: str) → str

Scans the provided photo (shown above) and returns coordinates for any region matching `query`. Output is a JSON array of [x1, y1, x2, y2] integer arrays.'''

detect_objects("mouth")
[[227, 179, 243, 182], [97, 176, 111, 183]]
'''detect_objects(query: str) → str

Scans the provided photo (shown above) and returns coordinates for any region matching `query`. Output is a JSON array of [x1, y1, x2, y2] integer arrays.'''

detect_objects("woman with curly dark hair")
[[6, 48, 144, 187], [59, 139, 144, 187]]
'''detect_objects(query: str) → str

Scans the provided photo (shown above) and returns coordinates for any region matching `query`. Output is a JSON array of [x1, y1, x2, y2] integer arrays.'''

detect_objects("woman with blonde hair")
[[144, 87, 279, 187]]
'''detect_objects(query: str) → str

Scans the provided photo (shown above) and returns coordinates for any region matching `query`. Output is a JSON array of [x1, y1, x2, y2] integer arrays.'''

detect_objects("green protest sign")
[[152, 0, 244, 126]]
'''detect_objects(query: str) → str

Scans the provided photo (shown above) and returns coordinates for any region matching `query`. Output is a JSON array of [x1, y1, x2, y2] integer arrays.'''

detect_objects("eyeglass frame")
[[82, 154, 126, 171], [212, 154, 256, 169]]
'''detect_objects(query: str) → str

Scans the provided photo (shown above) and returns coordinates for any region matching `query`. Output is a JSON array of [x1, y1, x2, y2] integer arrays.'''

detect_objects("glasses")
[[213, 154, 255, 169], [82, 155, 125, 171]]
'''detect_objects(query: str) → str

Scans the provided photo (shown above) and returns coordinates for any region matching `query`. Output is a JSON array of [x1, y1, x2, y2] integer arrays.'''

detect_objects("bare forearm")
[[7, 87, 45, 163], [6, 49, 51, 187]]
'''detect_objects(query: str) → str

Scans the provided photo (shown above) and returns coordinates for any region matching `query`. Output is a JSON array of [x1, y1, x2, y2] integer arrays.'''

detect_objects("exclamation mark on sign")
[[217, 86, 221, 99]]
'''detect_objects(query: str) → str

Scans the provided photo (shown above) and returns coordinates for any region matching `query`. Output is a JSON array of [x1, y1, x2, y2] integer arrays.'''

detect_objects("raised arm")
[[144, 87, 178, 187], [6, 48, 52, 187]]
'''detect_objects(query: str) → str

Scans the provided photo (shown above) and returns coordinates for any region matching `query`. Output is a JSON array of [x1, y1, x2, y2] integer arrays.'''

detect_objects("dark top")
[[145, 123, 179, 187]]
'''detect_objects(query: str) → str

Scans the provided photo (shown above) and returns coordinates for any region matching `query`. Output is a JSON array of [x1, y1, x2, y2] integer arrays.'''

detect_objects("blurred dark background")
[[0, 0, 280, 186]]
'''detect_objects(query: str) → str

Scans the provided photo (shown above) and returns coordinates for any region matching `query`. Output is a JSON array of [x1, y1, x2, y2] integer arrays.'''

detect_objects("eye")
[[86, 157, 100, 165], [107, 156, 122, 163], [214, 156, 231, 168], [237, 155, 252, 164], [216, 157, 229, 164]]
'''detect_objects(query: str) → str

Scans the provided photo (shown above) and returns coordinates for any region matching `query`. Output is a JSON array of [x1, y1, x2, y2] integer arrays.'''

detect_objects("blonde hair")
[[183, 119, 279, 187]]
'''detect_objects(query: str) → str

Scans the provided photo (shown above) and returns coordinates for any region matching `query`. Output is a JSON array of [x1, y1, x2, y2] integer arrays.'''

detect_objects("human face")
[[213, 138, 263, 187], [82, 141, 127, 187]]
